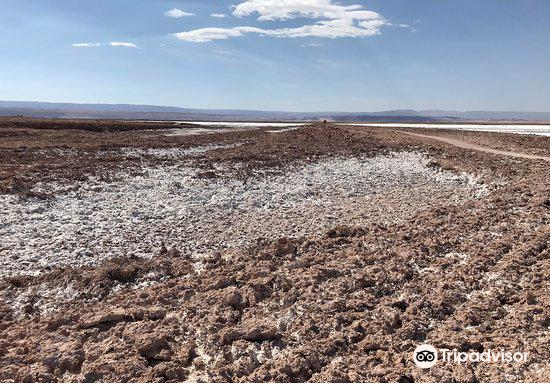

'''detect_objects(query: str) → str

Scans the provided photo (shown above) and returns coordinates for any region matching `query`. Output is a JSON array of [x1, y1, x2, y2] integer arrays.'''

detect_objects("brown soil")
[[0, 118, 411, 197], [389, 126, 550, 157], [395, 131, 550, 162], [0, 119, 548, 382]]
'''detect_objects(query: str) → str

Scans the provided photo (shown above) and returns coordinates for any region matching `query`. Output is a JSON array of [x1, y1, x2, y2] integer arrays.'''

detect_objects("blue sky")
[[0, 0, 549, 112]]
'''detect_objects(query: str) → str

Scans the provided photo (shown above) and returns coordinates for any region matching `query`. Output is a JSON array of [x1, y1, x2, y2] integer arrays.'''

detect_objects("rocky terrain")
[[0, 118, 548, 382]]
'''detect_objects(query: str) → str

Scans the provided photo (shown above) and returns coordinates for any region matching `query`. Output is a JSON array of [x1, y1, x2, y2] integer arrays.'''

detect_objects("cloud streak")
[[211, 13, 227, 18], [110, 42, 138, 48], [165, 8, 195, 18], [173, 0, 388, 42], [72, 43, 101, 48]]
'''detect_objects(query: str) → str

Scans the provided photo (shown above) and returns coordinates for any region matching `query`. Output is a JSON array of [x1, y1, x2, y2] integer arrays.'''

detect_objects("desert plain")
[[0, 118, 548, 382]]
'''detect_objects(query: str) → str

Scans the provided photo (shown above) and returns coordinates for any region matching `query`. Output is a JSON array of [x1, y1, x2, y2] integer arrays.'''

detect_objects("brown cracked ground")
[[0, 118, 548, 383]]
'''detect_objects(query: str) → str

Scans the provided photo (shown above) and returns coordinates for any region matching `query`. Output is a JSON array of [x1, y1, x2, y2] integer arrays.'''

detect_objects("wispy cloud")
[[174, 27, 255, 43], [165, 8, 195, 18], [173, 0, 388, 42], [397, 23, 418, 32], [211, 13, 227, 18], [386, 22, 417, 32], [72, 43, 101, 48], [110, 42, 138, 48], [301, 43, 323, 48]]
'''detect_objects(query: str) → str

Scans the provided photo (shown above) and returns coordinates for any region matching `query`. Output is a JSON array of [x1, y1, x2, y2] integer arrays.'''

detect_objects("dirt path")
[[396, 130, 550, 162]]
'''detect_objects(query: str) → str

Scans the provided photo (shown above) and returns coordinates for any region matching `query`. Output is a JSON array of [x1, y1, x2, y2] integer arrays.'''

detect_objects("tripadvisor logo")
[[413, 344, 528, 369], [413, 344, 438, 368]]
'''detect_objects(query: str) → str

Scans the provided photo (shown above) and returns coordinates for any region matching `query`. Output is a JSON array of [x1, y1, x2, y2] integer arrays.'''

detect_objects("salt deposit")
[[179, 121, 305, 128], [0, 152, 487, 277], [345, 123, 550, 136], [120, 144, 242, 158]]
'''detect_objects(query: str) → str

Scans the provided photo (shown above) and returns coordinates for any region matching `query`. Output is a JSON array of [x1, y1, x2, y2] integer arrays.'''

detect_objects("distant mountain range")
[[1, 101, 549, 122]]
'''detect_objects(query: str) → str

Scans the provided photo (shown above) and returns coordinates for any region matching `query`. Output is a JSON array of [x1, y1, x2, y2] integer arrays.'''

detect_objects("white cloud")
[[211, 13, 227, 18], [173, 0, 388, 42], [301, 43, 323, 48], [110, 42, 138, 48], [72, 43, 101, 48], [173, 28, 256, 43], [233, 0, 379, 21], [165, 8, 195, 18]]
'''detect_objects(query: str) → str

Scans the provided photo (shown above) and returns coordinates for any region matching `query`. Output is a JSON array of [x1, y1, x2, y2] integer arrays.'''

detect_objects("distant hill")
[[1, 101, 549, 122]]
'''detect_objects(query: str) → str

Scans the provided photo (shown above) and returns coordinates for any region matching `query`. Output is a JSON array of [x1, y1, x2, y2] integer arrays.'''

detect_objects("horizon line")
[[1, 99, 550, 115]]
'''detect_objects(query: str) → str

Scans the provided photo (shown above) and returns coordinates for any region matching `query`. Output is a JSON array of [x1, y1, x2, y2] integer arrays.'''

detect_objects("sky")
[[0, 0, 549, 112]]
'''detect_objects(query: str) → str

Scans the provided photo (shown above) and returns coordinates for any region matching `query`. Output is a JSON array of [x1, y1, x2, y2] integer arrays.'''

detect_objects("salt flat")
[[179, 121, 306, 128], [0, 151, 484, 277], [0, 120, 547, 383], [345, 122, 550, 136]]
